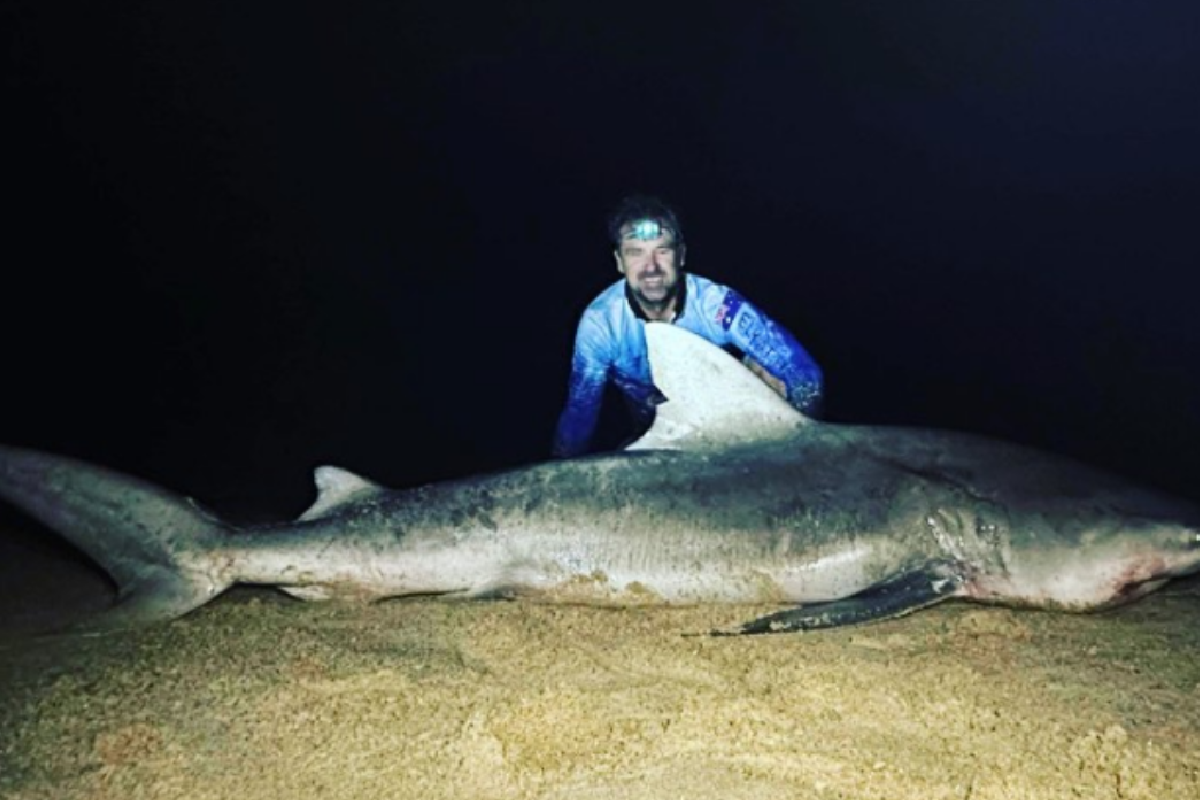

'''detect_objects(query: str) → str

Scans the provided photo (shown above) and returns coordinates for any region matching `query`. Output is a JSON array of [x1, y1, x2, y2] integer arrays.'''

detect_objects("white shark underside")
[[1, 324, 1198, 635]]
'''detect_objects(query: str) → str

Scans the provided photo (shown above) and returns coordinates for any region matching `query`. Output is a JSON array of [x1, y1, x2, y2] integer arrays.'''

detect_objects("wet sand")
[[2, 521, 1199, 800]]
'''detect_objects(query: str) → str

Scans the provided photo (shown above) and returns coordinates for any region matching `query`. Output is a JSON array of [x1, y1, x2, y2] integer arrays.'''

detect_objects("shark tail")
[[0, 444, 235, 632]]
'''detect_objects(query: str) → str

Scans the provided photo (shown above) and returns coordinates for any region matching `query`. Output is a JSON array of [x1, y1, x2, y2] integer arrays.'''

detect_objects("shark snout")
[[1151, 526, 1200, 576]]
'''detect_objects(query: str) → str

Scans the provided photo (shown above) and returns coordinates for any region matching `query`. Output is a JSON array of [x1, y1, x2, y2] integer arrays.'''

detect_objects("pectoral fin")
[[718, 562, 965, 636]]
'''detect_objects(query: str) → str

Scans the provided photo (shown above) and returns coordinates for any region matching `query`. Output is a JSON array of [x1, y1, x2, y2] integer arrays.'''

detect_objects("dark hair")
[[606, 195, 686, 255]]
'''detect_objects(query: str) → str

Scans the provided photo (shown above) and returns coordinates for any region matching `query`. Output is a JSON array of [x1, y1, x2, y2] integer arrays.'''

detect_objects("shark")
[[1, 323, 1197, 634]]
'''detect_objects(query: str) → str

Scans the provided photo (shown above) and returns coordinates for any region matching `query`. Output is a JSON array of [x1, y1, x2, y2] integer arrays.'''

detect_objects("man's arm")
[[720, 290, 824, 415], [552, 319, 610, 458]]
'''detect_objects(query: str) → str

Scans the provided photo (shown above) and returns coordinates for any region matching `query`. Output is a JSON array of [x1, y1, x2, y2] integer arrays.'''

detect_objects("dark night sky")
[[3, 1, 1200, 518]]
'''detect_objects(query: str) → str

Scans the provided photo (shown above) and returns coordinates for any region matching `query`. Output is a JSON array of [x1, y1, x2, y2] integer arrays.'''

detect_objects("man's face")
[[614, 222, 682, 307]]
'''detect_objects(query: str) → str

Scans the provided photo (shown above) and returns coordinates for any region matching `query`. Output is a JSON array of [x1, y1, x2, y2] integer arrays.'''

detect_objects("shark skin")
[[0, 323, 1198, 635]]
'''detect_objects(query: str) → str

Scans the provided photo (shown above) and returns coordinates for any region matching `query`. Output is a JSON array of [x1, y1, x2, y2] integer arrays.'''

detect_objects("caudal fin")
[[0, 444, 235, 632]]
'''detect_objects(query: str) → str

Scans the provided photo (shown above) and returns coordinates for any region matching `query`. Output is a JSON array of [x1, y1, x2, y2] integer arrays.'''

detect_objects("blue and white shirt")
[[552, 273, 823, 457]]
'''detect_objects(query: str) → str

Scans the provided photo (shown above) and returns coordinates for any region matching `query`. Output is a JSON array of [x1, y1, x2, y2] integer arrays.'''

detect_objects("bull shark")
[[1, 323, 1198, 635]]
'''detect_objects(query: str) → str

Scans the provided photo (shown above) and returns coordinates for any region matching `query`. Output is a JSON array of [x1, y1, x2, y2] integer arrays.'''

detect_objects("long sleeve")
[[552, 317, 611, 458], [720, 290, 824, 415]]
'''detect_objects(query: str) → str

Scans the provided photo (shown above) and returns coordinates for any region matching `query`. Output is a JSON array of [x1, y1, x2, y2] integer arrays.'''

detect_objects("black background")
[[4, 1, 1199, 518]]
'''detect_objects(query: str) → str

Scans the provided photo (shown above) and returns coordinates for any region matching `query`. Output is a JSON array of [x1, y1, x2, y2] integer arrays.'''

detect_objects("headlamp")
[[625, 219, 663, 241]]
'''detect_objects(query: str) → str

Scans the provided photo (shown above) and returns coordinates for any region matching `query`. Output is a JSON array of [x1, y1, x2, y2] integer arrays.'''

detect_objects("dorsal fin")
[[627, 323, 809, 451], [298, 466, 384, 521]]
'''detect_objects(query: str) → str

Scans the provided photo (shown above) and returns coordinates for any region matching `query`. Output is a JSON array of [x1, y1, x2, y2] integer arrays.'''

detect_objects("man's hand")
[[742, 357, 787, 400]]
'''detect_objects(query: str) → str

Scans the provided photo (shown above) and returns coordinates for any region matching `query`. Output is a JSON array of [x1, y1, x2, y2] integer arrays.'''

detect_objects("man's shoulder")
[[685, 272, 735, 301], [572, 280, 632, 355], [683, 273, 741, 323]]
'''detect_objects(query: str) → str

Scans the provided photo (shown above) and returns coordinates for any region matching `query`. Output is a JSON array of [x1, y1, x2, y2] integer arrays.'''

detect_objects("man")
[[552, 195, 823, 458]]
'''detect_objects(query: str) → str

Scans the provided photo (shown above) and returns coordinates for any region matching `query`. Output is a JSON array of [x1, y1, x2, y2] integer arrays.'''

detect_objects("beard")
[[631, 271, 679, 309]]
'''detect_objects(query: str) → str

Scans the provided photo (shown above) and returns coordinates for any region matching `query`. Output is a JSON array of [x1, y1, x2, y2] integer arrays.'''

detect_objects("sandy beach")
[[2, 517, 1198, 800]]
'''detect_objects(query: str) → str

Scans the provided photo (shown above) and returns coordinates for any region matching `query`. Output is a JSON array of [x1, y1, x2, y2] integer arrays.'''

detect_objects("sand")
[[1, 521, 1199, 800]]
